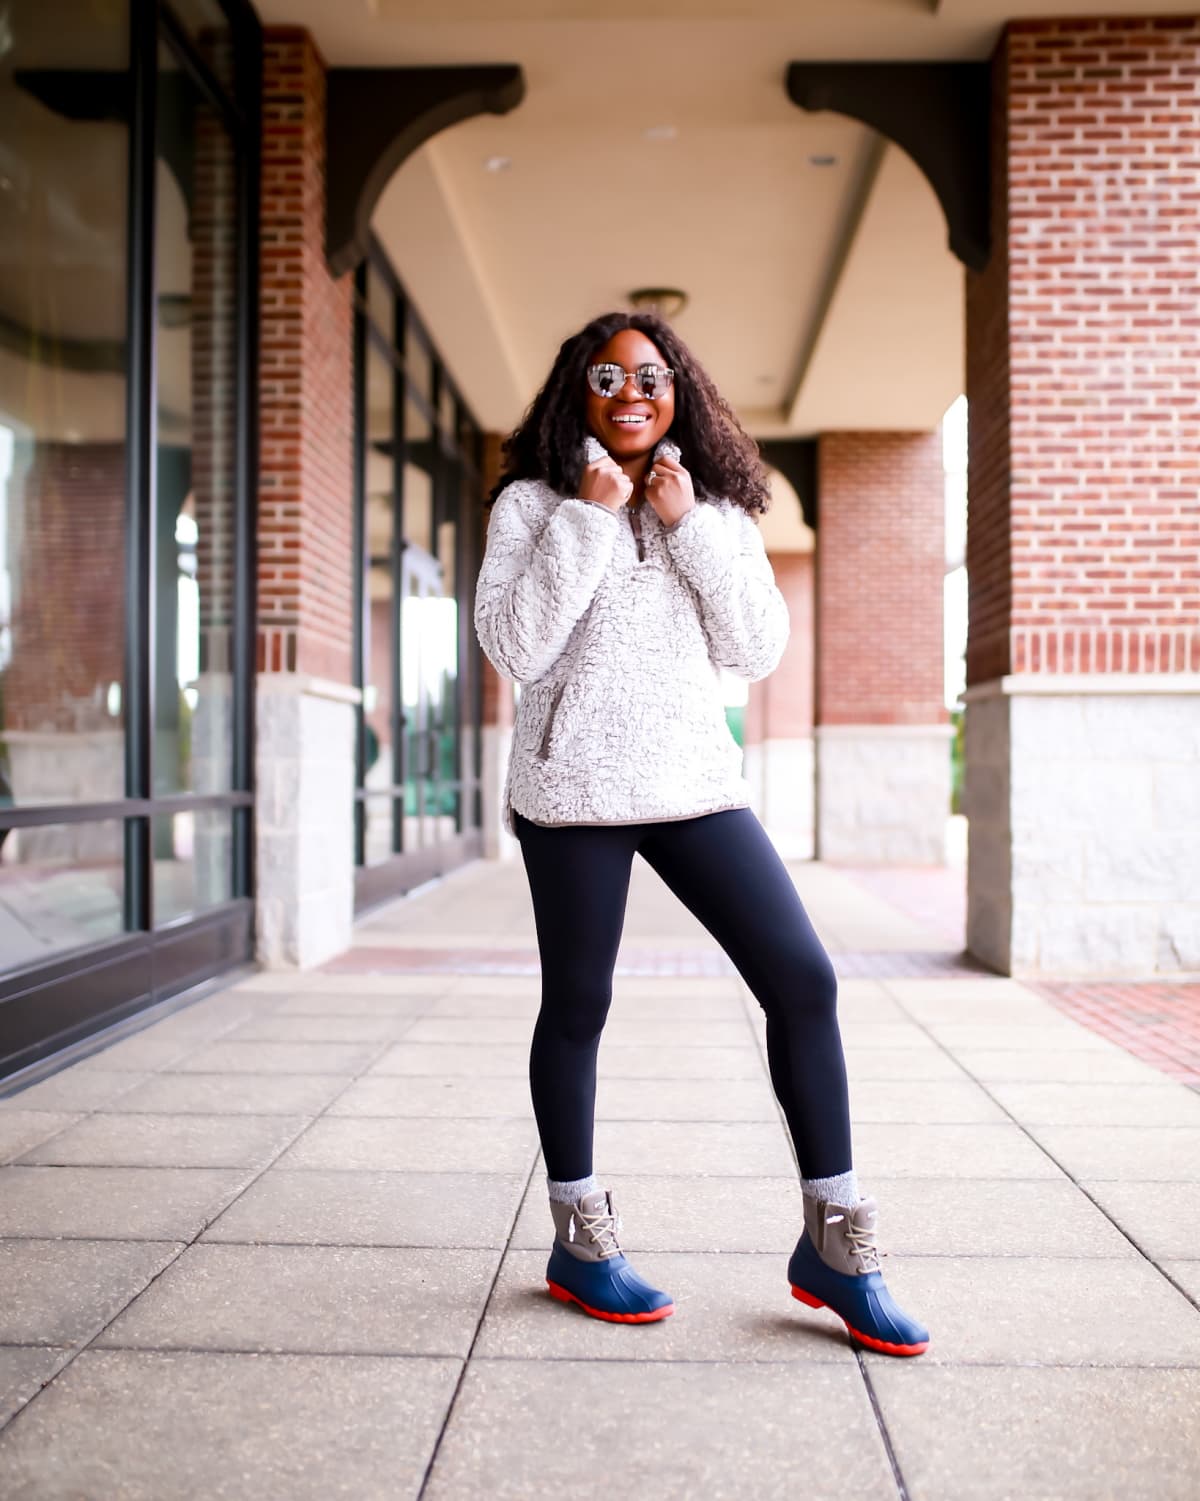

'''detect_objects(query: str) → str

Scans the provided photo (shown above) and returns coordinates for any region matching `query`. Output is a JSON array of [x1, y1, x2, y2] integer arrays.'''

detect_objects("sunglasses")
[[586, 362, 675, 400]]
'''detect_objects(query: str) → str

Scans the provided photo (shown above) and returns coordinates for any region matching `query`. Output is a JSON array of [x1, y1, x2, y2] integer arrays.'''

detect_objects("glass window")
[[0, 818, 123, 965], [362, 342, 395, 863], [169, 0, 235, 91], [153, 807, 233, 924], [367, 263, 393, 338], [405, 321, 433, 403], [153, 36, 237, 797], [0, 1, 130, 810]]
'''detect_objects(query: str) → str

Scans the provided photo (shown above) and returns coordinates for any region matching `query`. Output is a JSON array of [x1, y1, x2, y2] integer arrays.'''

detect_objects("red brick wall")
[[967, 17, 1200, 682], [258, 28, 354, 684], [816, 431, 947, 726]]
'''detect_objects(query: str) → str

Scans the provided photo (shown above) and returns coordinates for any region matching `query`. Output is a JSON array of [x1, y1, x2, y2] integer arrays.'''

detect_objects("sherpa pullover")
[[473, 476, 791, 835]]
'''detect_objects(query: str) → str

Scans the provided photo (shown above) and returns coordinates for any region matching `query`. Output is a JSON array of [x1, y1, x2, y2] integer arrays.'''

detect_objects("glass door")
[[399, 541, 458, 853]]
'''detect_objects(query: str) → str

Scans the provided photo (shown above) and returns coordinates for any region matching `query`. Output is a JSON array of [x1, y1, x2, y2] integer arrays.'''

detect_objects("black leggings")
[[512, 804, 852, 1182]]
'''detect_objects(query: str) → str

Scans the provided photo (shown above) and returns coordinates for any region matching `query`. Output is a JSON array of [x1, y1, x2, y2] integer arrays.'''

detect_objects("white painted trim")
[[814, 723, 955, 739], [962, 673, 1200, 702], [256, 673, 363, 706]]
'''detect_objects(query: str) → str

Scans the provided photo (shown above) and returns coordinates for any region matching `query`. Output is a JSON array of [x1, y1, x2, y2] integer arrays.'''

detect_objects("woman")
[[473, 311, 929, 1356]]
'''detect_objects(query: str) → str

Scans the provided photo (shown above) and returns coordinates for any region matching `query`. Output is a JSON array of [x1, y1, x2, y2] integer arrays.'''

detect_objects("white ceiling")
[[258, 0, 1197, 439]]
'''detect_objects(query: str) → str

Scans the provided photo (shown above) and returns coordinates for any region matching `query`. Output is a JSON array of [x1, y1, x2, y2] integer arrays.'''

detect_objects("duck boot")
[[787, 1195, 929, 1357], [545, 1187, 674, 1324]]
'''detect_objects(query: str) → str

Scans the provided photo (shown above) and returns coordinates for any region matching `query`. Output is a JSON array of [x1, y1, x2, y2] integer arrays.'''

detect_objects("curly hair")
[[484, 311, 772, 517]]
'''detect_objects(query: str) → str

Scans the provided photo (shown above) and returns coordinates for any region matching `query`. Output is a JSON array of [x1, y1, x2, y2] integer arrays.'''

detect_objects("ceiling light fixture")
[[808, 154, 838, 168], [642, 125, 677, 141], [628, 287, 688, 320], [483, 155, 512, 172]]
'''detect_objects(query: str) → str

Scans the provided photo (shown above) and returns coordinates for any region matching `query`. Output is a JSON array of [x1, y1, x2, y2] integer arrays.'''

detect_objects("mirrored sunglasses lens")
[[636, 365, 669, 398], [589, 363, 623, 396]]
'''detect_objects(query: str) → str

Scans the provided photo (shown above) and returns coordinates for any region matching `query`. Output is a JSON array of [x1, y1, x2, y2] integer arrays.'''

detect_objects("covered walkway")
[[1, 851, 1199, 1497]]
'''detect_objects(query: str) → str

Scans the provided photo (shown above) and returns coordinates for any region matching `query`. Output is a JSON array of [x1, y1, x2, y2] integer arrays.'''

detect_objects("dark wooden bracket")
[[326, 65, 526, 277], [786, 61, 991, 273], [758, 438, 818, 531]]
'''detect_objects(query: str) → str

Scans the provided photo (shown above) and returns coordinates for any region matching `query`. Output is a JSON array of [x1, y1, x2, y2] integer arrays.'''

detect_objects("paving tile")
[[0, 1166, 254, 1241], [274, 1116, 540, 1173], [15, 1113, 308, 1170], [510, 1173, 803, 1254], [850, 1122, 1061, 1180], [843, 1048, 968, 1082], [888, 994, 1066, 1027], [167, 1040, 382, 1075], [835, 1023, 941, 1051], [93, 1072, 348, 1117], [268, 991, 435, 1015], [595, 1077, 779, 1122], [1029, 1125, 1200, 1183], [0, 1070, 151, 1113], [848, 1080, 1008, 1124], [855, 1256, 1200, 1366], [927, 1023, 1123, 1053], [201, 1169, 525, 1248], [424, 1358, 894, 1501], [220, 1014, 417, 1043], [870, 1366, 1200, 1501], [0, 1112, 81, 1164], [368, 1041, 765, 1080], [951, 1048, 1173, 1084], [73, 1033, 207, 1073], [0, 1346, 71, 1427], [590, 1119, 796, 1177], [868, 1177, 1137, 1258], [1080, 1180, 1200, 1260], [0, 1349, 461, 1500], [987, 1082, 1200, 1128], [477, 1248, 863, 1364], [328, 1075, 535, 1118], [234, 971, 452, 995], [96, 1244, 499, 1356], [0, 1239, 182, 1344], [1161, 1261, 1200, 1305], [883, 979, 1042, 1004]]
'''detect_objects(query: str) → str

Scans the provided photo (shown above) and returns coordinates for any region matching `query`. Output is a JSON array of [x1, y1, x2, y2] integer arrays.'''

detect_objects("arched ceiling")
[[256, 0, 1198, 438]]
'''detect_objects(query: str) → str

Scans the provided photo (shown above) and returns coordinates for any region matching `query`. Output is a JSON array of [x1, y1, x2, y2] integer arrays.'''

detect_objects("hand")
[[578, 454, 633, 512], [644, 453, 695, 530]]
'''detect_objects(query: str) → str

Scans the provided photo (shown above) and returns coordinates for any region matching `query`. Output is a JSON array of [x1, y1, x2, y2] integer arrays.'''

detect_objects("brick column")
[[815, 431, 951, 863], [254, 28, 357, 965], [743, 551, 815, 858], [477, 432, 517, 858], [965, 18, 1200, 976]]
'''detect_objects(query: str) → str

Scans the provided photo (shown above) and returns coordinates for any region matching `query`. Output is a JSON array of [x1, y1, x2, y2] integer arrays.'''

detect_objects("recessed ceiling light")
[[808, 154, 838, 168], [483, 155, 512, 173], [642, 125, 677, 141]]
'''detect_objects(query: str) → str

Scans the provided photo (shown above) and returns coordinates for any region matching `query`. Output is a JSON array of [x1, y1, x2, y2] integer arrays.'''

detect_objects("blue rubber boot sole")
[[787, 1234, 929, 1356], [545, 1241, 674, 1323]]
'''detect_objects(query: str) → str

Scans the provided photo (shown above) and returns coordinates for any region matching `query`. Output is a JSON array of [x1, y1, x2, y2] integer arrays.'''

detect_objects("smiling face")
[[584, 328, 676, 459]]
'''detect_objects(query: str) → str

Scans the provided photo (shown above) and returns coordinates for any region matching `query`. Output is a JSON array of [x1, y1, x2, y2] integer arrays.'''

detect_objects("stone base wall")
[[964, 677, 1200, 977], [815, 724, 953, 864], [255, 676, 356, 967], [743, 736, 814, 861]]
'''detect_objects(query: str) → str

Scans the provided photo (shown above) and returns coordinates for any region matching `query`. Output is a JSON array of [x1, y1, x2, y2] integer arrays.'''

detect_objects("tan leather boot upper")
[[803, 1194, 882, 1275], [549, 1188, 624, 1263]]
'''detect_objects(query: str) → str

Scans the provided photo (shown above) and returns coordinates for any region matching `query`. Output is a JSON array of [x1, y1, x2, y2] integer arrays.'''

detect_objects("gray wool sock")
[[547, 1172, 600, 1205], [801, 1169, 861, 1209]]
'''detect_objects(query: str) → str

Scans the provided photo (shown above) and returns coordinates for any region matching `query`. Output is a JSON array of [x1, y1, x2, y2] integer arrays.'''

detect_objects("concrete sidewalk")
[[1, 853, 1199, 1499]]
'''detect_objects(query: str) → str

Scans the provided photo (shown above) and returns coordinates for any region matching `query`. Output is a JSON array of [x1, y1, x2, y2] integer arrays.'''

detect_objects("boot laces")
[[845, 1218, 882, 1274], [574, 1204, 622, 1259]]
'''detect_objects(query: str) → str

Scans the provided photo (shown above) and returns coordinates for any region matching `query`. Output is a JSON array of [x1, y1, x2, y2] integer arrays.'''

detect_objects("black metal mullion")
[[123, 0, 159, 935], [351, 268, 368, 869], [390, 280, 407, 855], [231, 16, 260, 903]]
